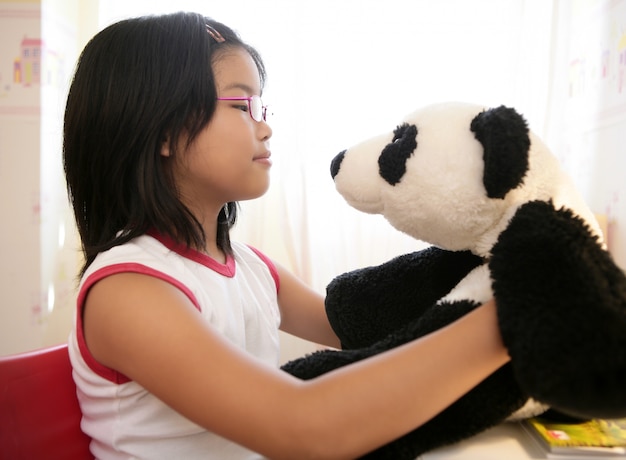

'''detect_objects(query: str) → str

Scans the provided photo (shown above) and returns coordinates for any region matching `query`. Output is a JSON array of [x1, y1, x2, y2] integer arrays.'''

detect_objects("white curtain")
[[99, 0, 558, 360]]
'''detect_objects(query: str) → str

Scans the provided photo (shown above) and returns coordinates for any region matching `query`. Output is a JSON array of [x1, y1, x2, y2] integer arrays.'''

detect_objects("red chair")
[[0, 343, 93, 460]]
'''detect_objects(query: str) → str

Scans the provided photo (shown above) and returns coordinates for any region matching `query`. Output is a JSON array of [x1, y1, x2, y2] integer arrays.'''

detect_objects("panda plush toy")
[[281, 102, 626, 459]]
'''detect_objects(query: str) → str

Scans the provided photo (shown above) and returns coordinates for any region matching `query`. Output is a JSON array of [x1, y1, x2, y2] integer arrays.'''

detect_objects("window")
[[98, 0, 555, 290]]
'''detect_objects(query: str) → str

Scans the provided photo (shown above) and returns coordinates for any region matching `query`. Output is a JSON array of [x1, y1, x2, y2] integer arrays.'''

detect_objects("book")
[[522, 415, 626, 459]]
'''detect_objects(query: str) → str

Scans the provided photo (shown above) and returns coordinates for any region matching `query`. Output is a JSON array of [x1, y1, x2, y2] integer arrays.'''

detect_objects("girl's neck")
[[200, 217, 226, 264], [202, 242, 226, 264], [182, 202, 226, 262]]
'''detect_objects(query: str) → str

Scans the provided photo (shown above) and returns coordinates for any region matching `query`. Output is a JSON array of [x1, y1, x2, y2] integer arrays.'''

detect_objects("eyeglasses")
[[217, 95, 268, 122]]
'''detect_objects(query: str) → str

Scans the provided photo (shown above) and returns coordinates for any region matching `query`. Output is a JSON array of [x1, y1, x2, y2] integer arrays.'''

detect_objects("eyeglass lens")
[[250, 96, 266, 122]]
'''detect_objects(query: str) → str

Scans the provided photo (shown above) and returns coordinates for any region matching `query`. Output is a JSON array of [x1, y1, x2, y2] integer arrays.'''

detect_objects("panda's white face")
[[330, 103, 521, 253]]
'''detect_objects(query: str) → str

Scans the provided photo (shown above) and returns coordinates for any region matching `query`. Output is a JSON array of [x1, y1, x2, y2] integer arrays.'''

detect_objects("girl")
[[64, 11, 509, 460]]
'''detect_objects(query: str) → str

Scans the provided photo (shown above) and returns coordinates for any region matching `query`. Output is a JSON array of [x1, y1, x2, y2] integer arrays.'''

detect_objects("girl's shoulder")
[[83, 234, 182, 279], [82, 236, 279, 291]]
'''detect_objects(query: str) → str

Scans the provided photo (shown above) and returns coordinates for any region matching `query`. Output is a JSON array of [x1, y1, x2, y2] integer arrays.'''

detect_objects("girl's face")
[[166, 47, 272, 223]]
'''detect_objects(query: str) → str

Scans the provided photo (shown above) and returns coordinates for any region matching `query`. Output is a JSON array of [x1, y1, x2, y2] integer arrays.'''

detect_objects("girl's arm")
[[275, 263, 341, 349], [84, 272, 508, 460]]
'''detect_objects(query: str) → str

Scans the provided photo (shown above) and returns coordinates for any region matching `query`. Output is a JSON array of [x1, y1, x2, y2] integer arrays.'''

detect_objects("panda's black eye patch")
[[378, 123, 418, 185]]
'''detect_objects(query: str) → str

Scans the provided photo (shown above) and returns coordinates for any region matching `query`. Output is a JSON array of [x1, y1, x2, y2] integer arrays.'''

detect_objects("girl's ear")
[[160, 136, 172, 157]]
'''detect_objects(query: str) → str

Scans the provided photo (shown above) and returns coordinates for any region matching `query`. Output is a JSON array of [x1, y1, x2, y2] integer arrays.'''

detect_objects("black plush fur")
[[490, 200, 626, 419], [281, 201, 626, 459], [325, 247, 482, 349], [283, 298, 528, 459], [283, 103, 626, 458], [378, 123, 418, 186], [470, 106, 530, 199], [281, 249, 528, 459]]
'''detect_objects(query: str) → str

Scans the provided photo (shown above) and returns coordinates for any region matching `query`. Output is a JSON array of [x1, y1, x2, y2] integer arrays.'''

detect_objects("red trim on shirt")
[[76, 263, 201, 384], [146, 229, 236, 277], [247, 245, 280, 293]]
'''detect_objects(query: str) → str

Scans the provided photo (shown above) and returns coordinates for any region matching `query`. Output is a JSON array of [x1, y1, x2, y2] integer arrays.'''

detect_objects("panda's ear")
[[470, 105, 530, 199]]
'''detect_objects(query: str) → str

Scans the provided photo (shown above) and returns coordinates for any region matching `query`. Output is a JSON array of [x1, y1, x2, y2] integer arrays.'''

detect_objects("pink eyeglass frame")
[[217, 96, 268, 122]]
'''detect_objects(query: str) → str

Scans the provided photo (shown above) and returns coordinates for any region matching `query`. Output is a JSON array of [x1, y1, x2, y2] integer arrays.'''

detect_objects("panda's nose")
[[330, 150, 346, 179]]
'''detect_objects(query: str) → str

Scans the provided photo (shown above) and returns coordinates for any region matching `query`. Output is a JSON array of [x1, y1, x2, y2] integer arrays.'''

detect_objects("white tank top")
[[68, 233, 280, 459]]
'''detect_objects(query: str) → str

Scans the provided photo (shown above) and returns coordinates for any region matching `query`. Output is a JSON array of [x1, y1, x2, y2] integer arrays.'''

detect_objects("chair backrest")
[[0, 343, 93, 460]]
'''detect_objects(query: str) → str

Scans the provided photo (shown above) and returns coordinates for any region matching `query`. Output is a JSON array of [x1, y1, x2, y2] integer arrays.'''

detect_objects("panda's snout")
[[330, 150, 346, 179]]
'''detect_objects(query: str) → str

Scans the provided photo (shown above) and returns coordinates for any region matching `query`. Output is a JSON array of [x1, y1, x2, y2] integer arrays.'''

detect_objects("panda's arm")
[[490, 200, 626, 419], [326, 246, 483, 349]]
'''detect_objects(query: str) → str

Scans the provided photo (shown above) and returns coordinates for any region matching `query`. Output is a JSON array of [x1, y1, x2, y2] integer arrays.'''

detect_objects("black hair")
[[63, 12, 266, 276]]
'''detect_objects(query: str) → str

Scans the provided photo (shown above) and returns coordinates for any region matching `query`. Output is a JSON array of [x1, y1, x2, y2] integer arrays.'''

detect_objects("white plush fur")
[[333, 101, 605, 420], [334, 102, 603, 258]]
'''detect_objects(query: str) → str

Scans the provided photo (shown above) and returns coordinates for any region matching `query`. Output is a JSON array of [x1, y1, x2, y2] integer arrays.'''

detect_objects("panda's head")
[[330, 102, 562, 254]]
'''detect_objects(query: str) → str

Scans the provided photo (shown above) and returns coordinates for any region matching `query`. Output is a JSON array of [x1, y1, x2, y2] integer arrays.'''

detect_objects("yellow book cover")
[[523, 416, 626, 457]]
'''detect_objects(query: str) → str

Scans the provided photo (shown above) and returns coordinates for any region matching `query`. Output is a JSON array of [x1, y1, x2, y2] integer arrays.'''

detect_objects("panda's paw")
[[281, 347, 376, 380], [489, 200, 626, 419]]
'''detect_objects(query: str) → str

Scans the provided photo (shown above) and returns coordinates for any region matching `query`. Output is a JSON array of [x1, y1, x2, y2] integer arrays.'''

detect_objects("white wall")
[[0, 0, 98, 355], [546, 0, 626, 270]]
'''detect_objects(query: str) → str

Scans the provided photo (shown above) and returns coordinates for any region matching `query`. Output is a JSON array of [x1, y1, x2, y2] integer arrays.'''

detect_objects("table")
[[422, 422, 547, 459]]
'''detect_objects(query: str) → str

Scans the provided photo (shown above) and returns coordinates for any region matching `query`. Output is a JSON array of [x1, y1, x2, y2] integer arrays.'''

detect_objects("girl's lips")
[[254, 151, 271, 160], [254, 152, 272, 166]]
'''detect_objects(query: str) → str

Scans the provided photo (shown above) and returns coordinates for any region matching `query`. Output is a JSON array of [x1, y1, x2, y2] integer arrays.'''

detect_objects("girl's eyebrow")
[[220, 82, 258, 95]]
